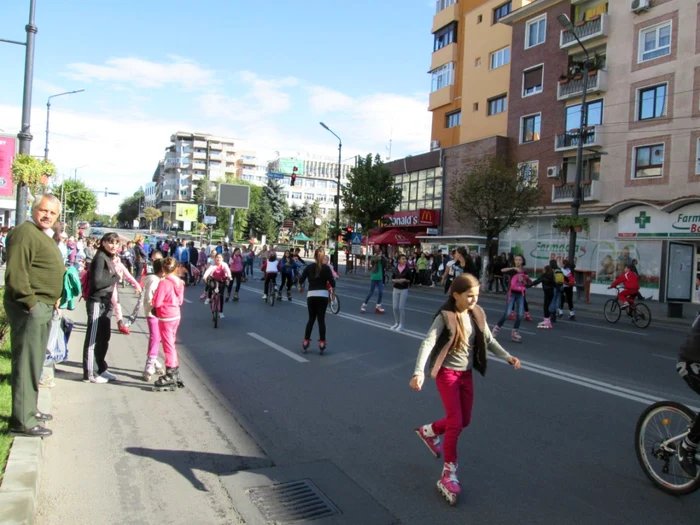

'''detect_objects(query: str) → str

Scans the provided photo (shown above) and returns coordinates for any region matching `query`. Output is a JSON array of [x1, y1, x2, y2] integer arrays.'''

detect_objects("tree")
[[117, 189, 145, 225], [263, 179, 286, 233], [449, 155, 543, 258], [144, 206, 162, 231], [341, 154, 402, 235], [51, 179, 98, 220]]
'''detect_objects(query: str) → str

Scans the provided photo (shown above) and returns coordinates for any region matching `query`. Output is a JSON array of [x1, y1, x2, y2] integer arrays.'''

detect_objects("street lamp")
[[320, 122, 342, 267], [73, 164, 88, 181], [557, 13, 590, 267], [44, 89, 85, 160]]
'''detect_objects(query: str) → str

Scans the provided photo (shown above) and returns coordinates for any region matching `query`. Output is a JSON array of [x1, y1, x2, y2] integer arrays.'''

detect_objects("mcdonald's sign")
[[386, 209, 440, 227], [418, 208, 436, 225]]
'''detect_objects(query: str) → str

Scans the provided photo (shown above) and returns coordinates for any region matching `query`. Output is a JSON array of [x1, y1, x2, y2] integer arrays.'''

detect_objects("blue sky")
[[0, 0, 434, 213]]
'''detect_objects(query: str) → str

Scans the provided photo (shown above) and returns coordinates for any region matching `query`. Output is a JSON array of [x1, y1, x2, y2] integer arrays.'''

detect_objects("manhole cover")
[[246, 479, 340, 523]]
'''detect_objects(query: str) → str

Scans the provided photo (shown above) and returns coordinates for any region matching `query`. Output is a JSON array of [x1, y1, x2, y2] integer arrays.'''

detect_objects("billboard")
[[279, 158, 304, 176], [218, 183, 250, 209], [175, 203, 198, 221], [0, 135, 17, 197]]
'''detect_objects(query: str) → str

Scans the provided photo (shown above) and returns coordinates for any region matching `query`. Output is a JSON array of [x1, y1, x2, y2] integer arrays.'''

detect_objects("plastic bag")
[[45, 313, 73, 364]]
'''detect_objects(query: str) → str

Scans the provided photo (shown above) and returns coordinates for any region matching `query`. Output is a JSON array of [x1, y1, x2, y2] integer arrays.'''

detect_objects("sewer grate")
[[246, 479, 341, 523]]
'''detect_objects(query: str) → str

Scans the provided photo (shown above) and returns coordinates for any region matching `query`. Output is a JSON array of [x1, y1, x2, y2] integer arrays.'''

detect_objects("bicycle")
[[603, 286, 652, 328], [210, 281, 222, 328], [327, 283, 340, 314], [635, 400, 700, 495], [265, 276, 276, 307]]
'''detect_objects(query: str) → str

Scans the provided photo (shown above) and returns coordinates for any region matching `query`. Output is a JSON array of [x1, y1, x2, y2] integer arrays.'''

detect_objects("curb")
[[0, 375, 52, 525]]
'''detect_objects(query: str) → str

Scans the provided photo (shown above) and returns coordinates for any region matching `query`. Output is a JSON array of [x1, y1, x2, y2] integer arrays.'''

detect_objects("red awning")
[[369, 229, 418, 246]]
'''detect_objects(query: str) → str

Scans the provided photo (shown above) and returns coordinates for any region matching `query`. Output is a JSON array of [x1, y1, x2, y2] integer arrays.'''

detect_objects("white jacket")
[[142, 274, 161, 318]]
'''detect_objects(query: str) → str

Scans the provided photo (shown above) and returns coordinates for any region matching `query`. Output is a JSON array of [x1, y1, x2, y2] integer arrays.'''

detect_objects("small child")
[[410, 274, 521, 506], [324, 255, 339, 280], [141, 253, 165, 381], [151, 257, 185, 390], [609, 263, 640, 309], [112, 253, 143, 335], [262, 252, 279, 300], [493, 254, 531, 343]]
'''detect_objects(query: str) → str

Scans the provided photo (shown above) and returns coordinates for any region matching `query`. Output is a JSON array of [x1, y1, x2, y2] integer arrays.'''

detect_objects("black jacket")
[[530, 272, 557, 291], [134, 243, 147, 264], [679, 314, 700, 363], [392, 266, 412, 290], [299, 263, 336, 292], [88, 250, 120, 300]]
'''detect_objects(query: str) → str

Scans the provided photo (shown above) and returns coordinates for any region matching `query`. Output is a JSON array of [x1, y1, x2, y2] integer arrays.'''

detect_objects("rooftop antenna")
[[386, 126, 393, 161]]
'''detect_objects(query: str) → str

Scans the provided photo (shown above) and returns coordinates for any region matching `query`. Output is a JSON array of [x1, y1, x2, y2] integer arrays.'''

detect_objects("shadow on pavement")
[[125, 447, 270, 491]]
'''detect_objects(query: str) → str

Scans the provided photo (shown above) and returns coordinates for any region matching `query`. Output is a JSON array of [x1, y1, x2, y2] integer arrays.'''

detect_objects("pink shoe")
[[375, 305, 385, 314], [508, 311, 515, 321], [437, 462, 461, 505], [415, 424, 442, 458], [525, 312, 533, 322], [200, 292, 206, 300]]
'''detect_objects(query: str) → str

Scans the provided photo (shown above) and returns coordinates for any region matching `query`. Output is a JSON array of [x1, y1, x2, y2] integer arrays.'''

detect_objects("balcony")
[[433, 1, 459, 33], [428, 85, 454, 111], [554, 126, 602, 152], [209, 142, 223, 150], [557, 69, 608, 101], [560, 14, 609, 50], [193, 151, 206, 160], [209, 153, 222, 161], [430, 42, 458, 71], [193, 140, 207, 148], [193, 162, 206, 170], [551, 180, 601, 203]]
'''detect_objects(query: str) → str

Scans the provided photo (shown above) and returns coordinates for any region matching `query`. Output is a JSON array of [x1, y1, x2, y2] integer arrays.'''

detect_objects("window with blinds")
[[523, 66, 543, 96]]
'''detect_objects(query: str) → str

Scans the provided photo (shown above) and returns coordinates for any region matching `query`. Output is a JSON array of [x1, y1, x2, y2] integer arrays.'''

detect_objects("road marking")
[[653, 354, 677, 361], [184, 298, 193, 304], [562, 336, 605, 346], [247, 332, 309, 363]]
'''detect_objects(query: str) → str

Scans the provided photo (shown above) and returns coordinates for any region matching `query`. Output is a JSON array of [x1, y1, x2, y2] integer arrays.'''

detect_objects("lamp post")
[[73, 164, 88, 181], [557, 13, 590, 267], [320, 122, 342, 268], [44, 89, 85, 160]]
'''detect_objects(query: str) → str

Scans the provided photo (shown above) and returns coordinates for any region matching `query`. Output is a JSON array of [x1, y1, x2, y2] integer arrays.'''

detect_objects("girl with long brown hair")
[[298, 248, 336, 354], [410, 274, 521, 506]]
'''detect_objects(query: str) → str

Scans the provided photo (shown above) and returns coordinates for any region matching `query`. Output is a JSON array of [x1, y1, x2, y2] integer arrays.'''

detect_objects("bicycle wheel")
[[268, 280, 275, 307], [603, 299, 621, 323], [635, 401, 700, 495], [329, 294, 340, 314], [632, 303, 652, 329], [212, 296, 219, 329]]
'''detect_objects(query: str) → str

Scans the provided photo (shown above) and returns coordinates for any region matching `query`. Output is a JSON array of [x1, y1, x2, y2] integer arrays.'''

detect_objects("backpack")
[[565, 271, 575, 287], [554, 269, 565, 285], [79, 269, 90, 301]]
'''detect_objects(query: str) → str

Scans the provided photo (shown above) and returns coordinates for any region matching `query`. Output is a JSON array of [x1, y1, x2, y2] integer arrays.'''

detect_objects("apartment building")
[[144, 182, 157, 208], [266, 155, 354, 218], [498, 0, 700, 300]]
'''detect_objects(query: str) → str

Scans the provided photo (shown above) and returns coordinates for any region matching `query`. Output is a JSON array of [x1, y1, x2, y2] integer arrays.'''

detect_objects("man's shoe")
[[35, 412, 53, 421], [11, 425, 53, 438], [678, 442, 698, 478]]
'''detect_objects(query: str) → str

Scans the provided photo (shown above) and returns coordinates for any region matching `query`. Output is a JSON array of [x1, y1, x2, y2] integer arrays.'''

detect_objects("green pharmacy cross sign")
[[635, 211, 651, 229]]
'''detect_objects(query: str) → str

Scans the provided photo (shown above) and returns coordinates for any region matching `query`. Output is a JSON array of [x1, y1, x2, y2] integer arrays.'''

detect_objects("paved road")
[[170, 267, 698, 524]]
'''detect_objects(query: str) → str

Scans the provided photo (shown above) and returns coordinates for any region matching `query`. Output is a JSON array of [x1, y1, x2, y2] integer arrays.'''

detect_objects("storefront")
[[497, 199, 700, 302]]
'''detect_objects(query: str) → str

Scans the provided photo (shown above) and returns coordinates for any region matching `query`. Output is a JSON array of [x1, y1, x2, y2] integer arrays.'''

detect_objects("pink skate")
[[437, 462, 461, 506], [415, 424, 442, 458]]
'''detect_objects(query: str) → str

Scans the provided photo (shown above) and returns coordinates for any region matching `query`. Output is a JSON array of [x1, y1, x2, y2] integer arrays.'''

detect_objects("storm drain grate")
[[246, 479, 340, 523]]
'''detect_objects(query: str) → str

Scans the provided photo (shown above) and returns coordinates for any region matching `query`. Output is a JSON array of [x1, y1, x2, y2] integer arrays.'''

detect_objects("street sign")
[[351, 232, 363, 245], [203, 215, 217, 225], [351, 245, 362, 255], [426, 228, 439, 235], [268, 172, 285, 180]]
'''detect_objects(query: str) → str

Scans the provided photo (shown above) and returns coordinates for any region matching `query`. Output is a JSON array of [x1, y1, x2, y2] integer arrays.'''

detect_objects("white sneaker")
[[390, 323, 399, 330], [395, 324, 404, 332], [86, 375, 108, 384], [219, 313, 225, 319], [101, 370, 117, 381], [262, 294, 267, 300], [204, 298, 210, 305]]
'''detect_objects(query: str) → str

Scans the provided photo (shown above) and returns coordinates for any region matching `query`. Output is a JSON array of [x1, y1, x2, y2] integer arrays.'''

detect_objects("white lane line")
[[239, 285, 694, 408], [247, 332, 309, 363], [653, 354, 677, 361], [562, 336, 606, 346]]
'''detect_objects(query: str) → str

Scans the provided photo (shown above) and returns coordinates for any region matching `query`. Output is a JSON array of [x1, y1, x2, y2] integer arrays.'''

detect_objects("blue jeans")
[[550, 288, 561, 323], [364, 279, 384, 305], [497, 294, 524, 329]]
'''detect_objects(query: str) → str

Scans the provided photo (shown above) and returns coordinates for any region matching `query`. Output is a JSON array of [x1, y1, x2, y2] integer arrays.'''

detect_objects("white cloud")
[[307, 86, 354, 113], [62, 56, 217, 90]]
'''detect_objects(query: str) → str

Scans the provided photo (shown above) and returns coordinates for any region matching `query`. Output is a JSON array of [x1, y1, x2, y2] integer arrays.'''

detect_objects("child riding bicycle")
[[609, 263, 640, 310], [676, 313, 700, 478], [203, 253, 231, 318]]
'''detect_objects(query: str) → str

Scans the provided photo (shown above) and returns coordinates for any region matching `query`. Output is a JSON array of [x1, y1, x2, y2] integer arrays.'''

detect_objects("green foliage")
[[553, 215, 589, 234], [144, 206, 161, 230], [51, 180, 98, 219], [450, 155, 542, 255], [0, 289, 11, 484], [116, 189, 145, 224], [341, 154, 401, 234], [263, 179, 286, 232], [11, 155, 56, 192]]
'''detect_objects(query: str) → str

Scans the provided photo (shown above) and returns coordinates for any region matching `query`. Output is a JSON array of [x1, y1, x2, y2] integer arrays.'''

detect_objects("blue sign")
[[351, 232, 363, 245], [268, 172, 285, 180]]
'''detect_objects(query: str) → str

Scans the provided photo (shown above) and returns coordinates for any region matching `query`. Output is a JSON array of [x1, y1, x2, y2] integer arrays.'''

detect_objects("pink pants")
[[111, 288, 122, 321], [431, 368, 474, 464], [146, 317, 160, 359], [158, 319, 180, 368]]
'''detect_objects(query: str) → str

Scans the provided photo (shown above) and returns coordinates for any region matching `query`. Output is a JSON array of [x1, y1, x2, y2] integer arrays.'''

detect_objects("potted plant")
[[553, 215, 590, 235], [558, 73, 569, 84], [10, 154, 56, 193]]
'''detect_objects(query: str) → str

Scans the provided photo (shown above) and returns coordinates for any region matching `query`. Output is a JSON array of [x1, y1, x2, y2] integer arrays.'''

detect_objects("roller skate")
[[492, 325, 500, 337], [437, 462, 461, 506], [511, 329, 522, 343], [233, 293, 239, 301], [152, 367, 184, 392], [360, 303, 367, 314], [375, 304, 385, 314], [508, 311, 515, 321], [537, 318, 552, 329], [569, 310, 576, 321], [117, 320, 130, 335], [302, 339, 311, 354], [415, 424, 442, 459], [524, 312, 533, 322], [287, 292, 292, 301], [318, 340, 327, 355]]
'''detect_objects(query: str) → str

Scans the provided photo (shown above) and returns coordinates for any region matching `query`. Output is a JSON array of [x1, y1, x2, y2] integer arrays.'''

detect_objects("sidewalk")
[[33, 289, 270, 525]]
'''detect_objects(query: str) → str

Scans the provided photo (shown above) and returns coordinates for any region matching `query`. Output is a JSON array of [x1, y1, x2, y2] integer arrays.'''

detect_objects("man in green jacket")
[[5, 194, 65, 437]]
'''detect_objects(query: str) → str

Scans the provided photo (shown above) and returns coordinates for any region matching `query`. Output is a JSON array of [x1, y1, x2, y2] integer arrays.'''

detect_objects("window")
[[563, 156, 600, 184], [493, 2, 512, 24], [522, 66, 543, 96], [473, 102, 479, 112], [565, 99, 603, 131], [435, 0, 456, 14], [431, 63, 454, 92], [490, 47, 510, 70], [521, 114, 541, 143], [434, 23, 457, 52], [639, 22, 672, 62], [633, 144, 665, 178], [475, 57, 482, 67], [291, 192, 302, 199], [518, 161, 539, 187], [446, 111, 461, 128], [638, 84, 667, 121], [477, 14, 483, 24], [304, 193, 314, 200], [526, 15, 546, 49], [488, 95, 507, 115]]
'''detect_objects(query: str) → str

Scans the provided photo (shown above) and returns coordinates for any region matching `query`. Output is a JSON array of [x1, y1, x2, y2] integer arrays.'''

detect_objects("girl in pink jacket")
[[151, 257, 185, 391]]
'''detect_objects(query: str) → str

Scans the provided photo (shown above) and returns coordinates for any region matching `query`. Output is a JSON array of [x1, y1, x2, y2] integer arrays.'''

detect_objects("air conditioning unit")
[[630, 0, 650, 13], [546, 166, 560, 178], [430, 139, 440, 150]]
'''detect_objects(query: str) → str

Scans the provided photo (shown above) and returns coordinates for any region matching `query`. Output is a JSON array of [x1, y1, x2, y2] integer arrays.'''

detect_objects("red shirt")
[[611, 270, 639, 290]]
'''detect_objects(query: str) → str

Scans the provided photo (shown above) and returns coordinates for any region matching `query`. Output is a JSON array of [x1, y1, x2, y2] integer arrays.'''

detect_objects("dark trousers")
[[83, 296, 113, 380], [543, 289, 554, 319], [280, 272, 294, 294], [5, 299, 53, 430], [133, 262, 145, 282], [226, 272, 242, 295], [561, 287, 574, 311], [263, 273, 277, 294], [305, 296, 329, 340]]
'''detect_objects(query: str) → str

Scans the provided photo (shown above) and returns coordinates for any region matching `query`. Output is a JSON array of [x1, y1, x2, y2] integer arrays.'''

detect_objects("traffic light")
[[290, 166, 298, 186], [342, 226, 353, 244]]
